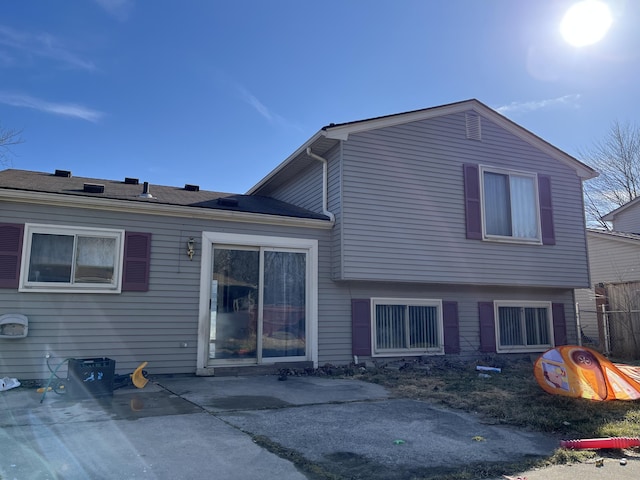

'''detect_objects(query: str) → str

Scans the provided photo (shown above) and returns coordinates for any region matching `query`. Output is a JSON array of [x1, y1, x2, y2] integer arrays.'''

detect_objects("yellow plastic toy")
[[131, 361, 149, 389]]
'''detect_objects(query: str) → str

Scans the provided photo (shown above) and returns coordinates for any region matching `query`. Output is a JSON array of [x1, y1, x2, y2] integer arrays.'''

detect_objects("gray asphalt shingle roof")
[[0, 169, 329, 220]]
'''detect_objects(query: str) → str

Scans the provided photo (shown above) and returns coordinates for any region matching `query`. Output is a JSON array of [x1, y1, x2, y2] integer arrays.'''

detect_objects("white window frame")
[[479, 165, 542, 244], [371, 298, 444, 357], [19, 224, 125, 293], [196, 232, 319, 372], [494, 300, 554, 353]]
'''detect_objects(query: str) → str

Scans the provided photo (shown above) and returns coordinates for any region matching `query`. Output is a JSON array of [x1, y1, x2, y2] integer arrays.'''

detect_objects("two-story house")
[[0, 99, 597, 380]]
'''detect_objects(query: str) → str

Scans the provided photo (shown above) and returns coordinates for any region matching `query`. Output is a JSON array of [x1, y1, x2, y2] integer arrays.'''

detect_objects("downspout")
[[306, 147, 335, 222]]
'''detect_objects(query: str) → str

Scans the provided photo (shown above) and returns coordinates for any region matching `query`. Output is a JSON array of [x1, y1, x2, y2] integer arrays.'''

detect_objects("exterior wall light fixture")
[[187, 237, 195, 260]]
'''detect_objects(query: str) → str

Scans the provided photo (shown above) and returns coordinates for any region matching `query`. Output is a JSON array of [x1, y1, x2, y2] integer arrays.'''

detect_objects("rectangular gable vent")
[[54, 169, 72, 178], [124, 177, 139, 185], [84, 183, 105, 194], [217, 197, 239, 207], [184, 184, 200, 192], [465, 112, 482, 140]]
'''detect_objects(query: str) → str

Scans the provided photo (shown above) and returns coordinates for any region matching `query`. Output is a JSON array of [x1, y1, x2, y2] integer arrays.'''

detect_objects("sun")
[[560, 0, 613, 47]]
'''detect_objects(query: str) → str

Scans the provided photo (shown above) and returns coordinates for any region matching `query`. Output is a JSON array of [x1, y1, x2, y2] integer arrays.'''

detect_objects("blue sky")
[[0, 1, 638, 193]]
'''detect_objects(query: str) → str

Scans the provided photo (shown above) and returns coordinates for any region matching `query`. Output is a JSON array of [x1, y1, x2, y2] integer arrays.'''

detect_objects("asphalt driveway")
[[0, 374, 637, 479]]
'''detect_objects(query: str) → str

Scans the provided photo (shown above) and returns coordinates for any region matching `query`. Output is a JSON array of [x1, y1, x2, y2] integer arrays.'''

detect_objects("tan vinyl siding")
[[0, 200, 331, 379], [610, 207, 640, 233], [588, 234, 640, 284], [577, 232, 640, 343], [575, 287, 599, 341], [340, 111, 589, 288]]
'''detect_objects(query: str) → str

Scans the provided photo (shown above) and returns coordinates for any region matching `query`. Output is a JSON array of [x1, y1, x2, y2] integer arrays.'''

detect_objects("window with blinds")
[[496, 301, 553, 352], [372, 298, 444, 355]]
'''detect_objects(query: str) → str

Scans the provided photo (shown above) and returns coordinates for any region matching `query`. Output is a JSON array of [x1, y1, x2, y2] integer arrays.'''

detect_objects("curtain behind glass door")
[[262, 251, 306, 358], [210, 248, 259, 360]]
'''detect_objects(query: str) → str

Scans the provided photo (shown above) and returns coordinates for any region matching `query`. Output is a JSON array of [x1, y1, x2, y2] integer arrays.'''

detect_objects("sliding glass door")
[[262, 251, 306, 358], [209, 246, 307, 364], [210, 247, 259, 361]]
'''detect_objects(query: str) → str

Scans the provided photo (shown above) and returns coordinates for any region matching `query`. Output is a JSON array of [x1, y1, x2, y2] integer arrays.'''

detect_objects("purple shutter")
[[463, 164, 482, 240], [122, 232, 151, 292], [443, 301, 460, 354], [478, 301, 496, 353], [538, 175, 555, 245], [352, 299, 372, 356], [0, 223, 24, 289], [552, 303, 567, 346]]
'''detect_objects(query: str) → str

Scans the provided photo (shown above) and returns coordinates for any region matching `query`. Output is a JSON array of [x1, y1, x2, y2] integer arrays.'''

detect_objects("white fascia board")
[[601, 197, 640, 221], [248, 99, 597, 194], [322, 101, 476, 140], [323, 100, 597, 181], [472, 103, 598, 181], [587, 229, 640, 246], [0, 189, 332, 229]]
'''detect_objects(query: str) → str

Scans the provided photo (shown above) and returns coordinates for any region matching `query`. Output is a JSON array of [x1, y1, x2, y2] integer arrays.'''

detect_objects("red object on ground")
[[561, 437, 640, 449]]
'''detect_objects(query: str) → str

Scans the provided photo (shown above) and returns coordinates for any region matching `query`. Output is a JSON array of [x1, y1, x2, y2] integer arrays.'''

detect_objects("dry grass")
[[342, 355, 640, 478], [352, 356, 640, 437]]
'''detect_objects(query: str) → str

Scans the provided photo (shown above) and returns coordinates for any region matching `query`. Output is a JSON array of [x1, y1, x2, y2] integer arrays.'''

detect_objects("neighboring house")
[[576, 201, 640, 357], [0, 99, 597, 380]]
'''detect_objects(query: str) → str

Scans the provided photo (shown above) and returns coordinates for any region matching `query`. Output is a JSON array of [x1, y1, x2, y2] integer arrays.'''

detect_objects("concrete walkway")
[[0, 375, 637, 479]]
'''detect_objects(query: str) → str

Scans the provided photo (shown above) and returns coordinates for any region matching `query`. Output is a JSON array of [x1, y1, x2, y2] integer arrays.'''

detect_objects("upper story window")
[[481, 167, 540, 243], [20, 224, 124, 293], [372, 298, 444, 356]]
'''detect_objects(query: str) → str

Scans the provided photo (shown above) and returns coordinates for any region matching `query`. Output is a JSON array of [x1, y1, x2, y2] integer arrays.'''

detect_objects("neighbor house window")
[[20, 224, 124, 293], [481, 167, 540, 242], [495, 301, 553, 352], [372, 298, 443, 356]]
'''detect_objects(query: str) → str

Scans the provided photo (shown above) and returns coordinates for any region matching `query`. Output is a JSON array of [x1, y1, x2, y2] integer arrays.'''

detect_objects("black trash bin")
[[66, 357, 116, 398]]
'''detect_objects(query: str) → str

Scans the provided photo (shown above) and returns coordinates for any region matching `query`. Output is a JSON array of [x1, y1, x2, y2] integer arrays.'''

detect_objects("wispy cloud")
[[0, 25, 96, 71], [0, 92, 104, 123], [236, 84, 302, 132], [237, 86, 279, 123], [93, 0, 134, 22], [496, 94, 582, 115]]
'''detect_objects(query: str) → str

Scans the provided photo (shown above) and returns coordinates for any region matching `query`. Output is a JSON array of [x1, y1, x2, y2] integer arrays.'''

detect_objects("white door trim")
[[196, 232, 318, 374]]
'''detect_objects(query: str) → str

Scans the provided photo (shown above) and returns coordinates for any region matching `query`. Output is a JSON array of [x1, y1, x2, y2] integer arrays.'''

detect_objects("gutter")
[[306, 147, 335, 222], [0, 189, 333, 230]]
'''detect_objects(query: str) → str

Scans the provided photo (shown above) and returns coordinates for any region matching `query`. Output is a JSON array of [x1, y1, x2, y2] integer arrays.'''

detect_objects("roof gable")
[[601, 196, 640, 221], [249, 99, 597, 194]]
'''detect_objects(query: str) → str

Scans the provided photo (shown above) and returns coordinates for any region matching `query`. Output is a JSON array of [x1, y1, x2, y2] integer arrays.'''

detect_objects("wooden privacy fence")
[[600, 282, 640, 360]]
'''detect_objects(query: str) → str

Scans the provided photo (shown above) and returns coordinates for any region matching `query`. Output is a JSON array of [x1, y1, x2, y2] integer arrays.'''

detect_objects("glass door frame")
[[196, 232, 318, 374]]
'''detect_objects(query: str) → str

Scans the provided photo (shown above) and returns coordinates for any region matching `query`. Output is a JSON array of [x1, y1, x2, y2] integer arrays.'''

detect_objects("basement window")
[[495, 301, 553, 353], [372, 298, 444, 356]]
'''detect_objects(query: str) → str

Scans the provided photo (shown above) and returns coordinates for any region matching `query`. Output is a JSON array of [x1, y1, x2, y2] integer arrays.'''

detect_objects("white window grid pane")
[[75, 236, 117, 283], [483, 172, 511, 236], [28, 233, 74, 282], [376, 305, 406, 350], [510, 175, 538, 239], [525, 307, 549, 345], [499, 306, 523, 346], [409, 305, 439, 348]]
